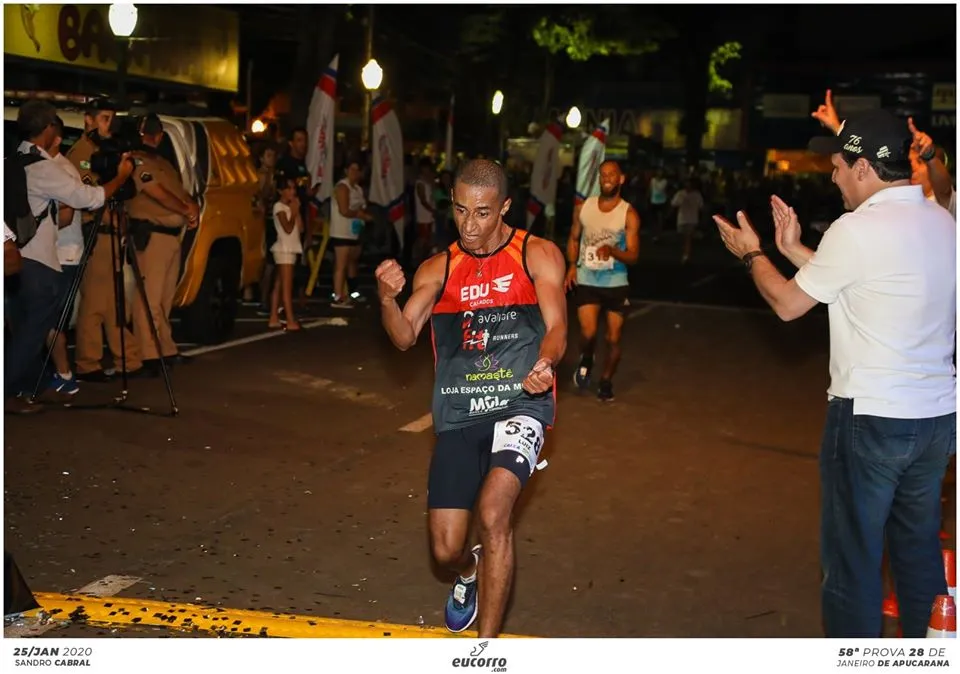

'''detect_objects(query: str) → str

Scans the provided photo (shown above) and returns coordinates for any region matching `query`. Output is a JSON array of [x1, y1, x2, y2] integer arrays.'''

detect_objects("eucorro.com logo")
[[451, 641, 508, 672]]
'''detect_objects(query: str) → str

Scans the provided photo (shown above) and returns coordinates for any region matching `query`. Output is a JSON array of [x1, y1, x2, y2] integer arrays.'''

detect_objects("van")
[[3, 100, 264, 345]]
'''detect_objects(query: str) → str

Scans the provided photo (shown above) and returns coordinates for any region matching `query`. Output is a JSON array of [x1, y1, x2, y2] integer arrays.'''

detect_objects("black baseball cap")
[[808, 109, 912, 162], [84, 96, 119, 115]]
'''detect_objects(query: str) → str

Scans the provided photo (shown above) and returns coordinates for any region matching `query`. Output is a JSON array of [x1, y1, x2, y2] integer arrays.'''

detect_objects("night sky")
[[233, 3, 957, 115]]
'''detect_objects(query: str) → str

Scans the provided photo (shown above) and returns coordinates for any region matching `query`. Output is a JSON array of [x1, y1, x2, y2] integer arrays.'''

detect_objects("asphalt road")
[[4, 232, 954, 639]]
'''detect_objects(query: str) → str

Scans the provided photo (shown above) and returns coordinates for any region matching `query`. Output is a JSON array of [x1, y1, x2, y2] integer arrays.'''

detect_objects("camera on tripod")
[[89, 133, 138, 202]]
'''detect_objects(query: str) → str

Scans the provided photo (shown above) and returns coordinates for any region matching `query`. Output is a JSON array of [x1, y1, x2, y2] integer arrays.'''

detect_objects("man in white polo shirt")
[[714, 109, 956, 638]]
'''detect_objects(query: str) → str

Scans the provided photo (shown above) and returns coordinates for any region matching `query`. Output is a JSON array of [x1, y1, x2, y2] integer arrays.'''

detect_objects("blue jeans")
[[820, 397, 955, 637], [4, 259, 63, 396], [56, 263, 80, 332]]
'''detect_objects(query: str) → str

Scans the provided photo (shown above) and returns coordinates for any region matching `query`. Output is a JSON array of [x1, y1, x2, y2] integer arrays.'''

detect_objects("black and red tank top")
[[430, 228, 555, 433]]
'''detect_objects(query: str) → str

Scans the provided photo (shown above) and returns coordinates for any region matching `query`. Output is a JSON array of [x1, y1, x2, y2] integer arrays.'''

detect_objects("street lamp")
[[251, 119, 266, 135], [361, 58, 383, 91], [361, 58, 383, 149], [491, 90, 504, 116], [566, 105, 582, 129], [108, 4, 138, 103], [108, 3, 138, 37]]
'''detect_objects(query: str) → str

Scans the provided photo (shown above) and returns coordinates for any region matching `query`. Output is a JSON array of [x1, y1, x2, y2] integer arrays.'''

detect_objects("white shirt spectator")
[[17, 141, 105, 271], [415, 178, 435, 225], [795, 185, 956, 419], [649, 176, 668, 205], [51, 152, 84, 265], [671, 188, 704, 226]]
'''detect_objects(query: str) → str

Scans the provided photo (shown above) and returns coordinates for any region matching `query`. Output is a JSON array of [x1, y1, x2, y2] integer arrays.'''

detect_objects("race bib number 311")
[[584, 245, 614, 271], [492, 415, 544, 477]]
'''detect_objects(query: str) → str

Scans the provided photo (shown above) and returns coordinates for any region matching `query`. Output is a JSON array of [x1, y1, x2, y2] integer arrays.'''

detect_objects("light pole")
[[491, 90, 504, 116], [491, 90, 504, 160], [108, 4, 138, 104], [361, 58, 383, 149], [360, 5, 376, 150]]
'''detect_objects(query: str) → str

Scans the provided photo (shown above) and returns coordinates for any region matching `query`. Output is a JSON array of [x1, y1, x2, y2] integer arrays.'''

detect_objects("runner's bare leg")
[[475, 467, 523, 637]]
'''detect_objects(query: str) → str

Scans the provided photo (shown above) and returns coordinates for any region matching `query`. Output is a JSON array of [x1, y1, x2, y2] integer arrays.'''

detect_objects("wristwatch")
[[921, 146, 937, 162], [742, 250, 766, 271]]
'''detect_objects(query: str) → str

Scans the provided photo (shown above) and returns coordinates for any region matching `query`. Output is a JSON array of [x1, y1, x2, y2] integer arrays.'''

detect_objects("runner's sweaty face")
[[599, 162, 624, 198], [452, 183, 511, 252]]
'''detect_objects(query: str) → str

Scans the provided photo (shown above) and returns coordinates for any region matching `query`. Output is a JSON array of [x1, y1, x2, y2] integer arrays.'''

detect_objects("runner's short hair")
[[455, 159, 508, 203]]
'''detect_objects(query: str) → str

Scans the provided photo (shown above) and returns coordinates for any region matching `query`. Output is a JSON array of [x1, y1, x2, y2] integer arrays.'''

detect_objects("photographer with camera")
[[5, 99, 133, 414], [128, 113, 199, 374], [68, 97, 145, 383]]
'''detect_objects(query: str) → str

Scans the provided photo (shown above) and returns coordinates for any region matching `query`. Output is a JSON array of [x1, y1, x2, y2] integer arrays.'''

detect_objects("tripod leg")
[[124, 225, 178, 416], [29, 208, 104, 402], [110, 209, 130, 400]]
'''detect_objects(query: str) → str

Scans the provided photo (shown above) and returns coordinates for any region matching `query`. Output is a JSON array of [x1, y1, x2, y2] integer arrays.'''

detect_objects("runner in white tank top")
[[564, 160, 641, 402], [331, 161, 374, 308]]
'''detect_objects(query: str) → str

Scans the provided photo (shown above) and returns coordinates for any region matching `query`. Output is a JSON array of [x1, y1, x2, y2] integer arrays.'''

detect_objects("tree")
[[708, 41, 742, 97], [672, 8, 748, 165], [531, 10, 671, 119]]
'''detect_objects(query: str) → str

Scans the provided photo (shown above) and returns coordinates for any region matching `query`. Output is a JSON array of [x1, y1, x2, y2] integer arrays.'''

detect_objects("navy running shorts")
[[427, 415, 546, 510]]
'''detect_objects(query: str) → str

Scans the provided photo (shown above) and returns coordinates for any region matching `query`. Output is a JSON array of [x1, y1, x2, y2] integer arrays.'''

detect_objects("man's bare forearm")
[[155, 186, 192, 217], [610, 247, 639, 265], [781, 243, 815, 269], [381, 299, 416, 350], [927, 157, 954, 207], [565, 238, 580, 267], [538, 326, 567, 368], [750, 256, 794, 319]]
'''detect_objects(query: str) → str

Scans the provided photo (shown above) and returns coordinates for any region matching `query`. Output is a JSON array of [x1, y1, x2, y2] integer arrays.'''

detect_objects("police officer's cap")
[[85, 96, 119, 115]]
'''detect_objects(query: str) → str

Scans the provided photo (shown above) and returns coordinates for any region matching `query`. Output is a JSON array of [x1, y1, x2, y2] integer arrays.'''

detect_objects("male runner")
[[564, 160, 640, 401], [376, 159, 567, 638]]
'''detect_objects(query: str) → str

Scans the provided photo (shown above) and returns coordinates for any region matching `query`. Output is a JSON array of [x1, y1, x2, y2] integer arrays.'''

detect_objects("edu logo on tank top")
[[460, 273, 514, 307]]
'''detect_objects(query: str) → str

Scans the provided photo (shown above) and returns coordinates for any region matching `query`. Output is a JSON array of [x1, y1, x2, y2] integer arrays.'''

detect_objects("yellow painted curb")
[[24, 593, 529, 638]]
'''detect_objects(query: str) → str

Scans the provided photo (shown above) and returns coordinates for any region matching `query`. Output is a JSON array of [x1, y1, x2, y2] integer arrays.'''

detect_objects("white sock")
[[460, 552, 479, 583], [59, 371, 73, 380]]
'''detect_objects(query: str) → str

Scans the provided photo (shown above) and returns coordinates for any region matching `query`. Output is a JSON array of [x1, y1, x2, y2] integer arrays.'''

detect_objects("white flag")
[[369, 92, 406, 249], [526, 120, 563, 229], [575, 119, 608, 206], [445, 95, 454, 171], [305, 54, 338, 201]]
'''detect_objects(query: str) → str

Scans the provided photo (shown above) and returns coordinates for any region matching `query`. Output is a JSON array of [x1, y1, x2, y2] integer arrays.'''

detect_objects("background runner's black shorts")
[[575, 284, 630, 314], [427, 418, 543, 510], [329, 237, 361, 247]]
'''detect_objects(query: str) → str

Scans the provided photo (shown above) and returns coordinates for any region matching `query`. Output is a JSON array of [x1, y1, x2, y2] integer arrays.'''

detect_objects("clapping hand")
[[770, 195, 801, 253]]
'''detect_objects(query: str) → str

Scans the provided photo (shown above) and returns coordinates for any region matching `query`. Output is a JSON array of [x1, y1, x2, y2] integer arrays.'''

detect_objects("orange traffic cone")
[[884, 549, 955, 623], [883, 591, 899, 618], [926, 595, 956, 638], [945, 549, 956, 600]]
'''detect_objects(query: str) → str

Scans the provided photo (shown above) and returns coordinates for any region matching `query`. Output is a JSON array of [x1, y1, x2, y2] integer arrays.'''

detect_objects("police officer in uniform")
[[68, 98, 145, 382], [128, 114, 199, 373]]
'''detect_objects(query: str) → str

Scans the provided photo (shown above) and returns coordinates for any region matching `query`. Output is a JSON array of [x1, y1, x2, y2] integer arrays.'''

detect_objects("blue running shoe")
[[573, 354, 592, 391], [50, 373, 79, 396], [444, 544, 482, 633]]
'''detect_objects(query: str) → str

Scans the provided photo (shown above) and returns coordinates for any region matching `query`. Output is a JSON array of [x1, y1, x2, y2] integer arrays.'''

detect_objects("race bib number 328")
[[492, 415, 544, 477]]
